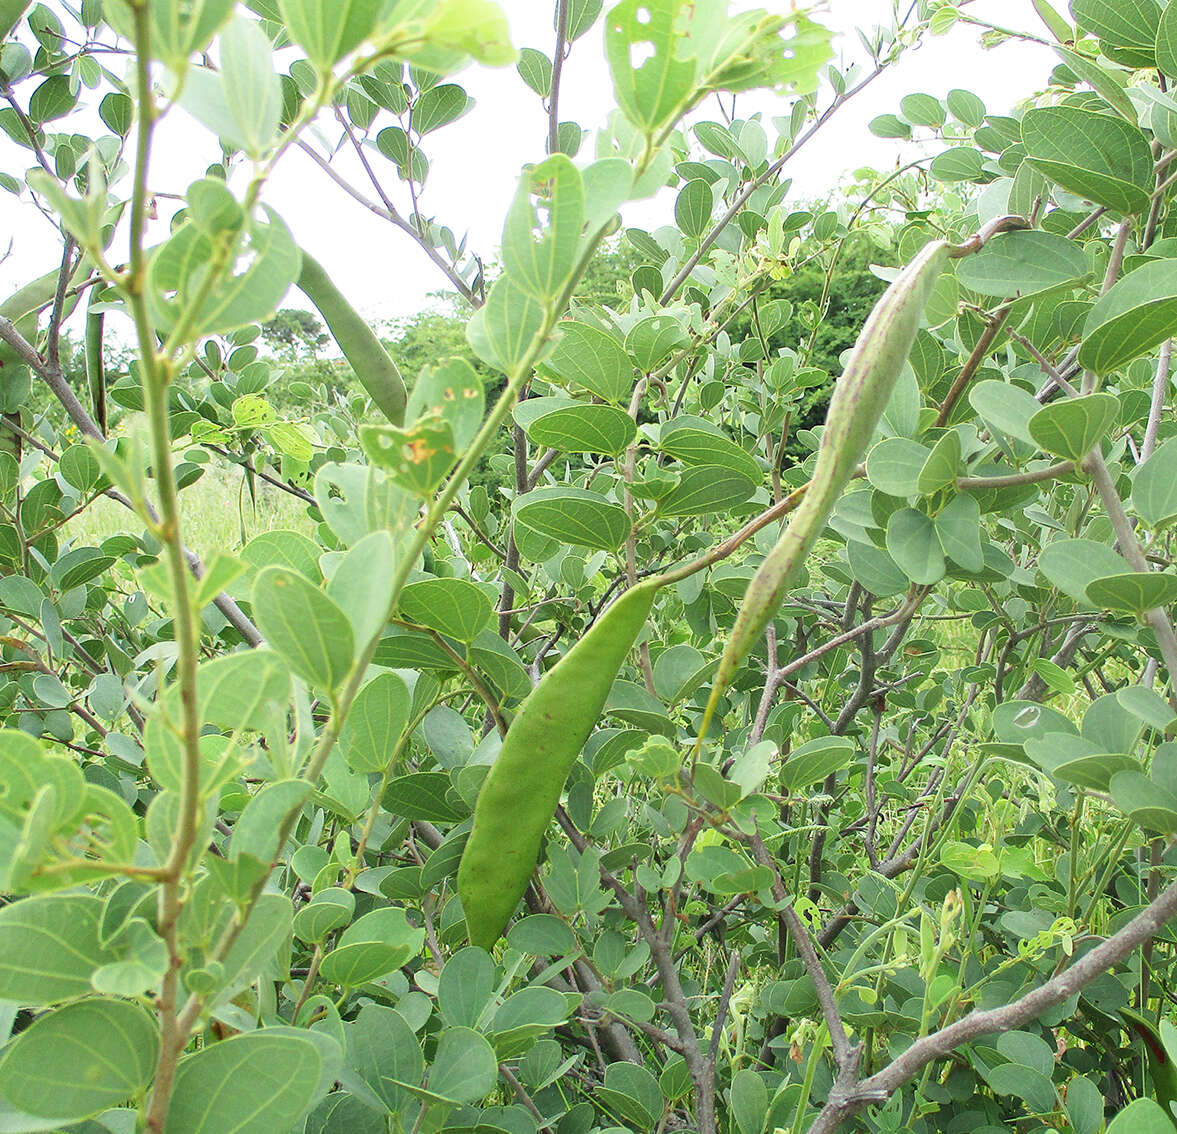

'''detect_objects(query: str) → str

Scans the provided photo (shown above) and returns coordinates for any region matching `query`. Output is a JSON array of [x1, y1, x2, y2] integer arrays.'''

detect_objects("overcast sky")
[[1, 1, 1058, 326]]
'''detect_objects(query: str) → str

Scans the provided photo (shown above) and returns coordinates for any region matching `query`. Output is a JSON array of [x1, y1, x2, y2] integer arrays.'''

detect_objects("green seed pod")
[[84, 290, 106, 435], [705, 240, 950, 723], [458, 577, 660, 950], [296, 251, 407, 426]]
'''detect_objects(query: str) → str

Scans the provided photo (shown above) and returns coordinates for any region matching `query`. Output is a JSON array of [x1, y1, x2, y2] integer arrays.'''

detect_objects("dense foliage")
[[8, 2, 1177, 1133]]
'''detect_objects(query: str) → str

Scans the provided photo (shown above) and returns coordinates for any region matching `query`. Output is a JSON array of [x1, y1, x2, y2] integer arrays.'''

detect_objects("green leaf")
[[956, 230, 1089, 297], [658, 466, 757, 516], [918, 431, 963, 495], [517, 47, 552, 96], [0, 893, 114, 1004], [605, 0, 697, 135], [405, 358, 485, 452], [969, 379, 1041, 445], [320, 907, 424, 986], [148, 209, 301, 342], [660, 416, 761, 480], [1085, 571, 1177, 612], [215, 17, 282, 156], [1022, 105, 1153, 214], [399, 577, 493, 642], [1159, 0, 1177, 76], [293, 887, 356, 943], [1027, 393, 1118, 462], [252, 566, 355, 692], [350, 1005, 425, 1114], [426, 1027, 498, 1103], [778, 735, 854, 791], [947, 88, 986, 127], [1110, 770, 1177, 835], [1039, 537, 1129, 602], [326, 530, 395, 650], [846, 540, 909, 598], [1133, 435, 1177, 527], [166, 1031, 323, 1134], [901, 92, 945, 127], [866, 437, 931, 497], [0, 999, 158, 1122], [524, 401, 635, 456], [626, 314, 688, 371], [412, 83, 472, 134], [730, 1068, 768, 1134], [340, 672, 411, 773], [935, 492, 983, 571], [502, 155, 585, 301], [1080, 260, 1177, 373], [541, 321, 633, 402], [360, 419, 456, 495], [1106, 1098, 1175, 1134], [513, 486, 631, 550], [278, 0, 384, 68], [232, 780, 312, 862], [422, 0, 515, 66], [886, 508, 945, 585], [1073, 0, 1160, 56], [675, 177, 713, 239], [466, 276, 545, 376]]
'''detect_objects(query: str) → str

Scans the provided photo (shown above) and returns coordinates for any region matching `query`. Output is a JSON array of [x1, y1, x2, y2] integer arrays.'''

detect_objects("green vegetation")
[[6, 3, 1177, 1134]]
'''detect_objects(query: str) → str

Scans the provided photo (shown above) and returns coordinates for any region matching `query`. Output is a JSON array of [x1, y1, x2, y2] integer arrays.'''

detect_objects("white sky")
[[0, 1, 1057, 326]]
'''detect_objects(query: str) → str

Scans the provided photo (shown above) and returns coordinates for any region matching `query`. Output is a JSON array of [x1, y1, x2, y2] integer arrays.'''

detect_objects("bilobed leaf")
[[399, 577, 493, 642], [0, 893, 114, 1004], [359, 418, 456, 495], [779, 735, 854, 791], [252, 566, 355, 692], [886, 507, 945, 585], [517, 47, 552, 96], [675, 177, 713, 239], [1159, 0, 1177, 77], [0, 999, 158, 1122], [658, 466, 757, 516], [626, 314, 688, 370], [969, 380, 1040, 445], [866, 437, 931, 497], [502, 155, 585, 301], [605, 0, 697, 134], [219, 16, 282, 156], [660, 416, 761, 480], [148, 209, 301, 342], [918, 430, 963, 495], [278, 0, 384, 68], [513, 486, 631, 550], [326, 530, 395, 650], [413, 83, 472, 134], [1105, 1098, 1175, 1134], [1022, 105, 1152, 214], [1133, 436, 1177, 527], [426, 1027, 498, 1103], [935, 492, 983, 572], [542, 320, 633, 402], [1085, 571, 1177, 612], [467, 276, 545, 375], [1039, 538, 1130, 602], [956, 230, 1089, 297], [1027, 393, 1118, 462], [1072, 0, 1160, 55], [405, 358, 485, 452], [1080, 260, 1177, 373], [166, 1031, 323, 1134], [340, 672, 411, 773], [524, 402, 636, 455]]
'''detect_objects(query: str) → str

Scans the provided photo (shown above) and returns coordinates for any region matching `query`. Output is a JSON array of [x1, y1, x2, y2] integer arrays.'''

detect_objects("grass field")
[[67, 461, 314, 559]]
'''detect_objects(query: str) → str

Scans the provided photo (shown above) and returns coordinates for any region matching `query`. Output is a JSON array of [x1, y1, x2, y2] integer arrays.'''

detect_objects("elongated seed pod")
[[296, 251, 407, 426], [706, 240, 950, 717], [458, 577, 660, 949], [85, 291, 106, 435]]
